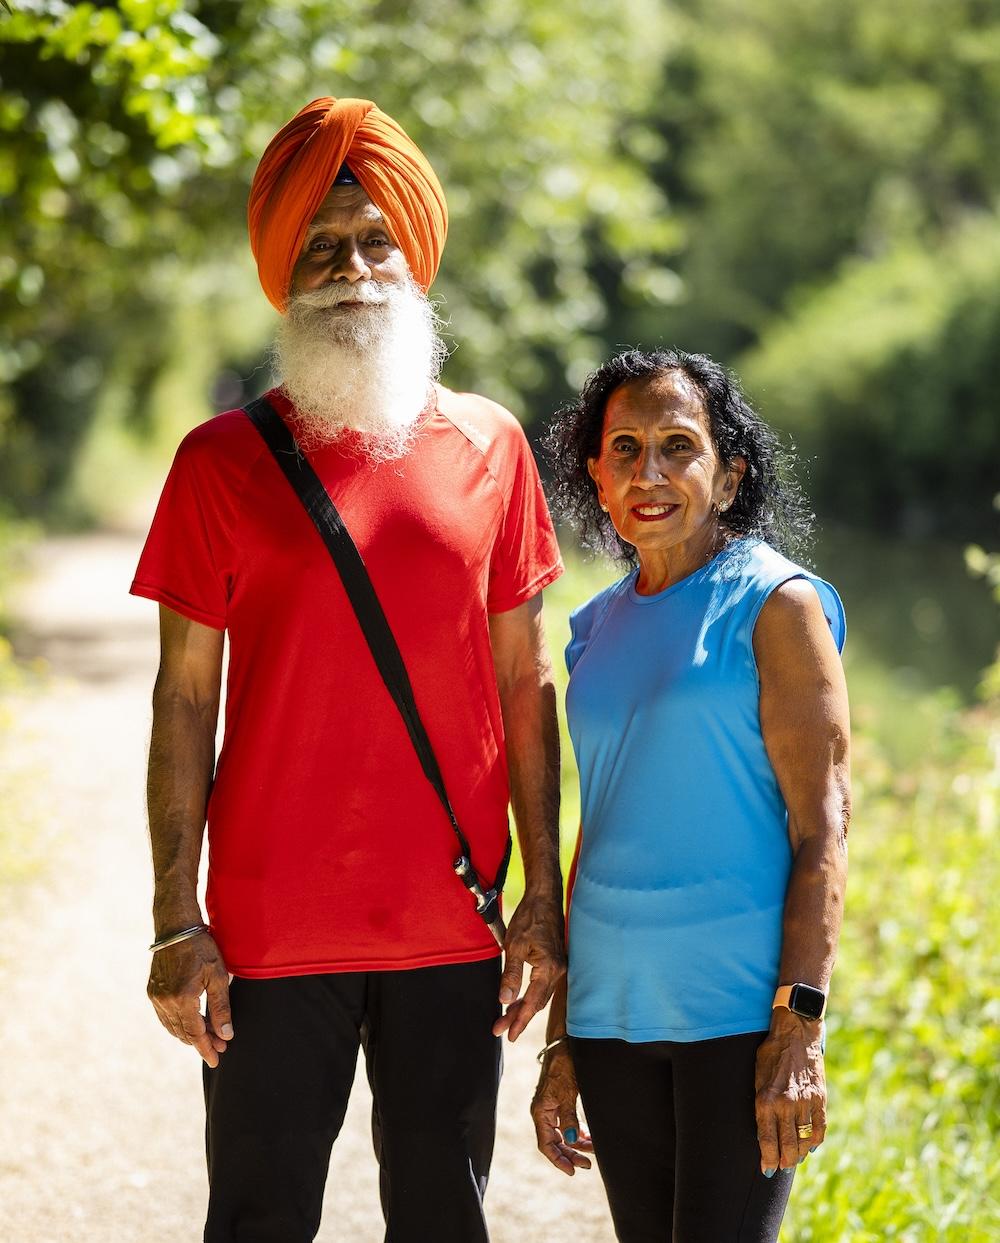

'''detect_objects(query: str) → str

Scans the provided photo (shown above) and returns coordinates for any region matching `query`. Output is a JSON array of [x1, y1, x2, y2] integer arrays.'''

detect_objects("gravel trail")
[[0, 531, 614, 1242]]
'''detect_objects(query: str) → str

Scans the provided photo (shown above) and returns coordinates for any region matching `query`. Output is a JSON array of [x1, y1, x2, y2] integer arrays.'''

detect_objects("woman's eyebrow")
[[603, 421, 702, 437]]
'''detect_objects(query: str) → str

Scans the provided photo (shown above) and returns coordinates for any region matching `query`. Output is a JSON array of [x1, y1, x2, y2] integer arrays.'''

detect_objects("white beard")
[[273, 276, 449, 462]]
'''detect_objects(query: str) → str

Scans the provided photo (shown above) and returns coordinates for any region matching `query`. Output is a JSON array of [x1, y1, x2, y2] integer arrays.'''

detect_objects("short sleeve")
[[565, 607, 587, 675], [130, 421, 246, 629], [486, 421, 563, 613], [565, 579, 627, 674], [746, 571, 846, 657], [805, 576, 846, 653]]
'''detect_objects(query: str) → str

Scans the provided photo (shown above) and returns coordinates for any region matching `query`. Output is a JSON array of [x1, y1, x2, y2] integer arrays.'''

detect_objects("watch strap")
[[772, 983, 826, 1020]]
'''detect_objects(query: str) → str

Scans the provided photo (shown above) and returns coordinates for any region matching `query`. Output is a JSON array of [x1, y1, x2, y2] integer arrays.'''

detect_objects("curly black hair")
[[543, 348, 814, 566]]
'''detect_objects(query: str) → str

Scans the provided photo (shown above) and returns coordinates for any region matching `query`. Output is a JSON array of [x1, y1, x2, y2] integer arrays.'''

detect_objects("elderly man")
[[131, 97, 565, 1243]]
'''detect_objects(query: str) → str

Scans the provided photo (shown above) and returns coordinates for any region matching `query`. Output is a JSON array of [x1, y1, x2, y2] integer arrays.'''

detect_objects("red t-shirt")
[[131, 386, 563, 977]]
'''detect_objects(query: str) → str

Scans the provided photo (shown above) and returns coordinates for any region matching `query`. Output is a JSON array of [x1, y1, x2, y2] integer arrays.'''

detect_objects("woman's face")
[[587, 370, 744, 561]]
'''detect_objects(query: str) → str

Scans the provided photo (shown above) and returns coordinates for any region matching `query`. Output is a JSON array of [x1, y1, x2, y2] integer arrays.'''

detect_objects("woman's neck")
[[634, 525, 730, 595]]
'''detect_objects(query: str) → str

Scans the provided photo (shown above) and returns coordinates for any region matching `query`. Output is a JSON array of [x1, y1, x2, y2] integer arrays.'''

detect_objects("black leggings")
[[570, 1032, 794, 1243], [203, 958, 502, 1243]]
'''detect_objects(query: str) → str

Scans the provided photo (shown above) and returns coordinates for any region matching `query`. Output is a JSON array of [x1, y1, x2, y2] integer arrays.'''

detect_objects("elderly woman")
[[532, 349, 851, 1242]]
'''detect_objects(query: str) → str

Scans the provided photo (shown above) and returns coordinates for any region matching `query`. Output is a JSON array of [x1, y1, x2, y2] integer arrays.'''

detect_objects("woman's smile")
[[630, 501, 680, 522]]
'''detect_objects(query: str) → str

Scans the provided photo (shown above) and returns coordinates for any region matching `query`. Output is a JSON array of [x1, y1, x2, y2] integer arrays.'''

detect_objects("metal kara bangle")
[[149, 923, 208, 953], [536, 1036, 569, 1064]]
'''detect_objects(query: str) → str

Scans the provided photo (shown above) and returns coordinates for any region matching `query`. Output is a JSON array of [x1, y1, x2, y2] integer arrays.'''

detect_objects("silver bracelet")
[[536, 1036, 568, 1064], [149, 923, 209, 953]]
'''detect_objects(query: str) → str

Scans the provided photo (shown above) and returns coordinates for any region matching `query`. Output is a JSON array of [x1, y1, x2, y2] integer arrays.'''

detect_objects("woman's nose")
[[634, 446, 667, 485]]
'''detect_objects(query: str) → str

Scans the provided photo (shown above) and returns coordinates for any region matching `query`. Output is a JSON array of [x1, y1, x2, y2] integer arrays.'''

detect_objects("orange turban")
[[248, 97, 448, 312]]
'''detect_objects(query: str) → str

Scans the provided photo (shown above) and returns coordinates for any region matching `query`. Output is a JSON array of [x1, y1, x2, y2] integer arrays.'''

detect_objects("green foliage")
[[642, 0, 1000, 352], [815, 527, 998, 719], [0, 0, 233, 511], [783, 698, 999, 1241], [624, 0, 1000, 537], [4, 0, 1000, 536], [739, 220, 1000, 534], [965, 527, 1000, 701]]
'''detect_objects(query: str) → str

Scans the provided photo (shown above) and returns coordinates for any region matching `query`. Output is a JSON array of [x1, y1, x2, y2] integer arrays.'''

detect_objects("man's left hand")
[[492, 894, 565, 1041]]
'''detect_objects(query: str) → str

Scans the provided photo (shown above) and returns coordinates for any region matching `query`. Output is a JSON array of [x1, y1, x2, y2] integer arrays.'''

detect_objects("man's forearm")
[[148, 676, 218, 936], [500, 673, 562, 903]]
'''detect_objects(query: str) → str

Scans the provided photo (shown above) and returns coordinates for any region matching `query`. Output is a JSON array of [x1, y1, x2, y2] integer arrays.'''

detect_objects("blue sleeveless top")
[[565, 539, 846, 1042]]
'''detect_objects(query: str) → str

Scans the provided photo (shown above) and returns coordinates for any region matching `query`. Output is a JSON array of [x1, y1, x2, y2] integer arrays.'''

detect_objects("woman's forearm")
[[776, 826, 848, 998], [545, 973, 569, 1044]]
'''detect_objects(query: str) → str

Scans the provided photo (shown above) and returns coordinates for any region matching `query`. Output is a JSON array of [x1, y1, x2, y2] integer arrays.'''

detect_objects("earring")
[[600, 501, 609, 512]]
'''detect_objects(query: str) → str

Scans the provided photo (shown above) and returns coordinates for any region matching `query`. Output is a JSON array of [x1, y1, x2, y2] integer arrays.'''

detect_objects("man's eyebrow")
[[305, 207, 387, 237]]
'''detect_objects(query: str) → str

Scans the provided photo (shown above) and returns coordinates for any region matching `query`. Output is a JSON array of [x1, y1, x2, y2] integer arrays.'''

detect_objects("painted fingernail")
[[564, 1128, 578, 1144], [809, 1146, 819, 1153], [763, 1168, 776, 1178]]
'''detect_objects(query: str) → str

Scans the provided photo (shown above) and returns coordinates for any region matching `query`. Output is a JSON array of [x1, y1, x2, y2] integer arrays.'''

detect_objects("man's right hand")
[[147, 931, 233, 1068]]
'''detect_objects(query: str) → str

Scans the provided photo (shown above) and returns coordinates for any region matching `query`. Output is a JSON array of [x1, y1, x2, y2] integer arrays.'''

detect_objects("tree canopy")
[[1, 0, 673, 511], [2, 0, 998, 536]]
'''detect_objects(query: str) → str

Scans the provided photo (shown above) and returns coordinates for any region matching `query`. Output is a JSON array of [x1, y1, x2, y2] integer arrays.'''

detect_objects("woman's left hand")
[[754, 1009, 827, 1174], [531, 1043, 594, 1177]]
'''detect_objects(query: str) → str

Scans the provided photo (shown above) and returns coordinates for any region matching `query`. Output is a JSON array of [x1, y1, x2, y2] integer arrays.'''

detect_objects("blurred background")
[[0, 2, 997, 1240]]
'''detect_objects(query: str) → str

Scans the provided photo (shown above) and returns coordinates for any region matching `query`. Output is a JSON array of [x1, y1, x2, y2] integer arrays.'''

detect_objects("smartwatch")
[[772, 983, 826, 1021]]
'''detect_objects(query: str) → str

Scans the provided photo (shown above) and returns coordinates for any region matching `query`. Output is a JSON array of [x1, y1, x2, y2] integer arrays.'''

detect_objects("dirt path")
[[0, 531, 614, 1242]]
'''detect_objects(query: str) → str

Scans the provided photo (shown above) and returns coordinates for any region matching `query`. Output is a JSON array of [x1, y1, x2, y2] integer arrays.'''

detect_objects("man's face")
[[275, 182, 446, 460], [291, 183, 410, 300]]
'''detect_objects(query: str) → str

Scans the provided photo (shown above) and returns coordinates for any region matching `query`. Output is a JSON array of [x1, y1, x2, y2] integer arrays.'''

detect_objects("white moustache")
[[292, 283, 389, 311]]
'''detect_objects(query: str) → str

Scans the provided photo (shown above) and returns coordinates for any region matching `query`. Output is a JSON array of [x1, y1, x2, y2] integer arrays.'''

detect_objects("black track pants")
[[571, 1032, 795, 1243], [203, 958, 502, 1243]]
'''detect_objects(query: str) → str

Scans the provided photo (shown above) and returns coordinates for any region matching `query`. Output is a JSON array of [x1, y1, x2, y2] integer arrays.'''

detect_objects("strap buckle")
[[454, 856, 507, 948]]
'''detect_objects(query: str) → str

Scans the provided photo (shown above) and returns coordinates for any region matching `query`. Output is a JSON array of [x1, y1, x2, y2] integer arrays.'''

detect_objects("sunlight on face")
[[587, 370, 743, 584]]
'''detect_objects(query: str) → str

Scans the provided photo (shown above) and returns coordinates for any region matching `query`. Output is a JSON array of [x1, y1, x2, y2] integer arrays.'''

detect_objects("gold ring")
[[797, 1123, 814, 1140]]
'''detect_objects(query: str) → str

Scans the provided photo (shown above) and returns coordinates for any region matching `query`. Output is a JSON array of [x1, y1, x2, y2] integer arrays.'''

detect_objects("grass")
[[505, 544, 999, 1241]]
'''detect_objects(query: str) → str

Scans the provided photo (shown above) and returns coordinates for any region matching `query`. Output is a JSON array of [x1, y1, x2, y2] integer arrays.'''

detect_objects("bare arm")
[[146, 604, 232, 1067], [752, 579, 851, 1173], [487, 592, 565, 1041]]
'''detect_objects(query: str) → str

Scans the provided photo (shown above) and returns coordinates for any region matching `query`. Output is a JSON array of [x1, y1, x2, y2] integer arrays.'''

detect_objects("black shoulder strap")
[[243, 396, 511, 935]]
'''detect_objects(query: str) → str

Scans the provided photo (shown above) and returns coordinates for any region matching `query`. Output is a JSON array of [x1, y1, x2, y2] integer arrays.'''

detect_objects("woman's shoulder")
[[721, 540, 846, 653], [565, 573, 632, 674], [569, 573, 632, 634], [720, 537, 804, 580]]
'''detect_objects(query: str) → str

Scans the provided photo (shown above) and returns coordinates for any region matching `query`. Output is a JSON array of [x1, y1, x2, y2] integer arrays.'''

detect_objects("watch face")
[[789, 983, 826, 1021]]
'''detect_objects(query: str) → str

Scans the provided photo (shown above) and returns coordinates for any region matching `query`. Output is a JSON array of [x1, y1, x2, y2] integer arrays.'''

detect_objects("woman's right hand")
[[531, 1042, 594, 1176]]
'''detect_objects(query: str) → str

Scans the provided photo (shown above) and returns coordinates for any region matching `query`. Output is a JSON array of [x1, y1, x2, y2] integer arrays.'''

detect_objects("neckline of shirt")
[[263, 385, 444, 457], [626, 537, 749, 606]]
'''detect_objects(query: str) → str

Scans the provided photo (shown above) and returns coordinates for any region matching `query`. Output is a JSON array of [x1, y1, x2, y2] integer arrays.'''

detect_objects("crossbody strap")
[[244, 395, 510, 946]]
